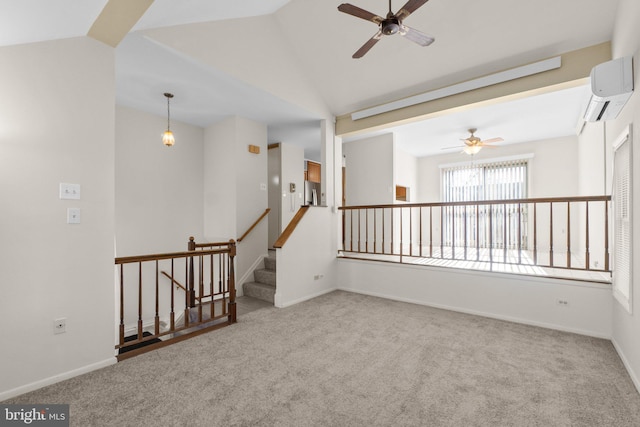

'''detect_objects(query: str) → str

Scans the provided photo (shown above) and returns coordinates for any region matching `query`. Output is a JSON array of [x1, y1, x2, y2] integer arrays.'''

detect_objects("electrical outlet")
[[53, 318, 66, 334], [556, 299, 569, 307], [313, 274, 324, 280]]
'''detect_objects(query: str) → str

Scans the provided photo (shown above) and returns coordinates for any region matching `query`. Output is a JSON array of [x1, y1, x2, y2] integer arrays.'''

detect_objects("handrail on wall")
[[273, 206, 310, 249], [238, 208, 271, 242]]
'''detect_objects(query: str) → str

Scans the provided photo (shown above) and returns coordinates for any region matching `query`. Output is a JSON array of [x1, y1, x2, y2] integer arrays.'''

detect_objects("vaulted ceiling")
[[0, 0, 621, 159]]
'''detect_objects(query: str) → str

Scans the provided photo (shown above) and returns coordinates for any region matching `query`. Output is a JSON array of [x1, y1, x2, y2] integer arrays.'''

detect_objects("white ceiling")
[[0, 0, 621, 161]]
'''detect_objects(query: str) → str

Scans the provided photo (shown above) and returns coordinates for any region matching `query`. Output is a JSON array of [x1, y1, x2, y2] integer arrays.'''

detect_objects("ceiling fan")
[[444, 128, 504, 155], [337, 0, 435, 59]]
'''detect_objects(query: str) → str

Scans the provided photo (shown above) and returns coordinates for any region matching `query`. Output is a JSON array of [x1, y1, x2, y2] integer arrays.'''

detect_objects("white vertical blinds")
[[613, 128, 632, 313], [442, 159, 528, 202]]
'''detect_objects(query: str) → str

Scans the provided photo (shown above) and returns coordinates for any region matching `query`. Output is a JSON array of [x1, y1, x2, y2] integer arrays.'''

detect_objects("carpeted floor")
[[5, 291, 640, 426]]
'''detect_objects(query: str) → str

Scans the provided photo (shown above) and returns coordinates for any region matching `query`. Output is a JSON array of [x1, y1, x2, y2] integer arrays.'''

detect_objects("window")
[[612, 126, 633, 313], [440, 158, 529, 250], [441, 159, 528, 203]]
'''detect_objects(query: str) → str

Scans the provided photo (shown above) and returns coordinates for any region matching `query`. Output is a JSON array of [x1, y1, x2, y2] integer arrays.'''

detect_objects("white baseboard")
[[0, 358, 116, 401], [275, 287, 338, 308], [336, 287, 611, 340], [611, 337, 640, 395]]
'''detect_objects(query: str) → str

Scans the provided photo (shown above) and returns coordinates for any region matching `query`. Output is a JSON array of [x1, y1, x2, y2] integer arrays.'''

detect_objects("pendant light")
[[162, 92, 175, 147]]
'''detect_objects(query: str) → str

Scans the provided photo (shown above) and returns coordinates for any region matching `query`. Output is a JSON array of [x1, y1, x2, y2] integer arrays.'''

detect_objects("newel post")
[[228, 239, 237, 324], [187, 236, 197, 308]]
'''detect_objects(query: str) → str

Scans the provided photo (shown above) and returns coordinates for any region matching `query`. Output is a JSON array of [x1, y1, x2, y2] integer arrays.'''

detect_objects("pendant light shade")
[[463, 145, 482, 155], [163, 93, 175, 147]]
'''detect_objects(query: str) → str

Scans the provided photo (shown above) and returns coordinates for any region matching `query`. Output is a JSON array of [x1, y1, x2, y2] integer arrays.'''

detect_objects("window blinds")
[[613, 129, 632, 313], [442, 159, 528, 202]]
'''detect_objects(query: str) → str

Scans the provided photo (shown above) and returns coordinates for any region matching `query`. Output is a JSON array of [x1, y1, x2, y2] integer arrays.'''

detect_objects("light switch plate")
[[67, 208, 81, 224], [60, 183, 81, 200]]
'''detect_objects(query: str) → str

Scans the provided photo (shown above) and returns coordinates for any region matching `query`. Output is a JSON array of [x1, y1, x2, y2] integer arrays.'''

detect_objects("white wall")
[[204, 116, 269, 292], [0, 37, 116, 399], [280, 143, 305, 229], [344, 133, 395, 205], [608, 0, 640, 393], [337, 259, 612, 338], [204, 117, 237, 240], [394, 147, 417, 202], [417, 135, 580, 202], [275, 120, 340, 307], [115, 106, 204, 254]]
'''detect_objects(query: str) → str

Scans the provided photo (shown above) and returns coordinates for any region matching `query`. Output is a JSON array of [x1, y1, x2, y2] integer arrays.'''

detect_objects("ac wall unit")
[[583, 56, 634, 122]]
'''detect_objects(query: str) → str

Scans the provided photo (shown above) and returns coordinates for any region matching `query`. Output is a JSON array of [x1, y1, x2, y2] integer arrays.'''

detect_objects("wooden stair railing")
[[114, 239, 237, 361], [339, 195, 612, 276], [238, 208, 270, 242], [274, 205, 309, 248]]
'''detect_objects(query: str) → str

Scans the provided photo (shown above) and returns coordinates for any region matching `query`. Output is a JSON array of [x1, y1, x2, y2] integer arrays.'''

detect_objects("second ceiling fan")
[[337, 0, 435, 58]]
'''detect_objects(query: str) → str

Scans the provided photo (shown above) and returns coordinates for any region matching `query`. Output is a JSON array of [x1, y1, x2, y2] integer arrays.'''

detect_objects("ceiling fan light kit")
[[338, 0, 434, 58]]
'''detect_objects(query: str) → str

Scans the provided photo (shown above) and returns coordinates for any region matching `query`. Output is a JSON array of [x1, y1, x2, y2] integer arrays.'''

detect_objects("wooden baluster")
[[409, 207, 413, 257], [348, 210, 353, 251], [400, 207, 403, 262], [419, 207, 423, 258], [357, 210, 361, 253], [184, 256, 189, 328], [488, 205, 493, 268], [374, 208, 378, 254], [170, 259, 175, 331], [228, 240, 237, 324], [365, 208, 369, 253], [503, 203, 507, 263], [382, 209, 386, 254], [390, 208, 394, 255], [222, 252, 227, 315], [119, 265, 125, 346], [451, 206, 455, 260], [585, 201, 590, 270], [188, 237, 196, 308], [533, 203, 538, 265], [137, 262, 143, 341], [549, 203, 554, 267], [210, 254, 214, 319], [604, 201, 610, 271], [198, 255, 203, 323], [517, 203, 522, 265], [154, 260, 160, 336], [440, 206, 444, 259], [463, 205, 468, 261], [566, 202, 571, 268], [429, 206, 433, 258], [476, 205, 480, 261]]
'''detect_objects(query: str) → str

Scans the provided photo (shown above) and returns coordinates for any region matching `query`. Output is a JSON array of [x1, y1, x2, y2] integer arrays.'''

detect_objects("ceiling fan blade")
[[481, 137, 504, 144], [352, 31, 383, 59], [338, 3, 384, 24], [441, 145, 465, 150], [399, 25, 435, 46], [395, 0, 430, 20]]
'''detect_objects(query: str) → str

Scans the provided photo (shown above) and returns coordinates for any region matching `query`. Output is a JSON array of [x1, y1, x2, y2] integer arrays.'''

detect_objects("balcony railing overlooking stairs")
[[114, 239, 236, 361], [339, 195, 612, 282]]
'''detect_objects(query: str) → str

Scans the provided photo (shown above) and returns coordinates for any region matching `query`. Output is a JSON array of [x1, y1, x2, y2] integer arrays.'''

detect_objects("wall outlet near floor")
[[53, 318, 66, 334], [313, 274, 324, 280], [556, 299, 570, 307]]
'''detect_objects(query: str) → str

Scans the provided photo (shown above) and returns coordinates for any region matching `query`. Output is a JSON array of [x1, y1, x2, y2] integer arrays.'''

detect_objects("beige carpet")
[[5, 291, 640, 426]]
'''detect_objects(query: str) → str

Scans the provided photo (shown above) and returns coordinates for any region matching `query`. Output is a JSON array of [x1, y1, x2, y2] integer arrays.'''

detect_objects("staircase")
[[242, 251, 276, 304]]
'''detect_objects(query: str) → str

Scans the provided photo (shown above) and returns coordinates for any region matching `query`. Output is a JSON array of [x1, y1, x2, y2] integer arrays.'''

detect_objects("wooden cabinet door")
[[307, 161, 321, 183]]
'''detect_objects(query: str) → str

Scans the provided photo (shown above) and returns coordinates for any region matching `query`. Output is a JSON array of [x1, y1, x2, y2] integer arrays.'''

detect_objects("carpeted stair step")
[[264, 255, 276, 272], [254, 268, 276, 286], [243, 281, 275, 303]]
